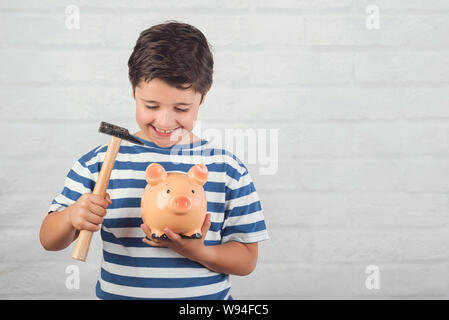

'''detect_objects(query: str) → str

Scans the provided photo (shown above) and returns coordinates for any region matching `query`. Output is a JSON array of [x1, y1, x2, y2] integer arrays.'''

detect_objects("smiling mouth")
[[154, 126, 177, 133], [150, 124, 181, 136]]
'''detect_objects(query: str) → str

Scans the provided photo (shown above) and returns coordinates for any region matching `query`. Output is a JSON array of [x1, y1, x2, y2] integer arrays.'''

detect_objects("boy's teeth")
[[155, 126, 175, 133]]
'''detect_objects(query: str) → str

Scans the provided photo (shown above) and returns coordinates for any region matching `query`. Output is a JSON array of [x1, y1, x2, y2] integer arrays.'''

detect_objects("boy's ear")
[[145, 163, 167, 186], [199, 87, 210, 106], [187, 164, 208, 186]]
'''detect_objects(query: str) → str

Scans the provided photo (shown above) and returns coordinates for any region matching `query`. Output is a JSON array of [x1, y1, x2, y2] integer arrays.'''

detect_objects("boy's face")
[[132, 78, 207, 148]]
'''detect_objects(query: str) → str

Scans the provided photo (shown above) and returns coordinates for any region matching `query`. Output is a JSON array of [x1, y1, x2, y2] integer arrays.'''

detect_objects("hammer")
[[72, 121, 143, 262]]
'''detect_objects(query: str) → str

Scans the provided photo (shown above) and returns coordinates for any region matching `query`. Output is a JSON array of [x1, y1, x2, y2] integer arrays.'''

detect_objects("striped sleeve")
[[221, 163, 269, 244], [48, 156, 96, 213]]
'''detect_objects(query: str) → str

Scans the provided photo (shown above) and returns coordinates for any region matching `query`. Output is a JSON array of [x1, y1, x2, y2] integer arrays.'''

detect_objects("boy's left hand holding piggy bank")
[[141, 213, 212, 263]]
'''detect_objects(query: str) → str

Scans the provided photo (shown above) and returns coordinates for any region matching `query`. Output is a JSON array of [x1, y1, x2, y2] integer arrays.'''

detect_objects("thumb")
[[201, 213, 211, 236], [105, 193, 112, 205]]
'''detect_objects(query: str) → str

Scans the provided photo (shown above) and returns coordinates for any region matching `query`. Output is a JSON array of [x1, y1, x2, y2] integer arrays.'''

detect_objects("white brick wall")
[[1, 0, 448, 299]]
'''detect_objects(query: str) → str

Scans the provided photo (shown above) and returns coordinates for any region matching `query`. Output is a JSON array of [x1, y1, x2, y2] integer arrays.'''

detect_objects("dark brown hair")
[[128, 21, 214, 101]]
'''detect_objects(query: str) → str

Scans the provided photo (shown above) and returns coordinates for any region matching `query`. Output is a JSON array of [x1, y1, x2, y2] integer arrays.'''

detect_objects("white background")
[[1, 0, 449, 299]]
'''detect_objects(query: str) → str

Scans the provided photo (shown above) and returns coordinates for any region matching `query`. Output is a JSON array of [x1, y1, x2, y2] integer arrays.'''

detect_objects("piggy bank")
[[141, 163, 208, 240]]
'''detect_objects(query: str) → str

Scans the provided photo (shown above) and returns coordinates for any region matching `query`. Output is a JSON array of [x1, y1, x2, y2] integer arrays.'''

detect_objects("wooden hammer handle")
[[72, 136, 122, 261]]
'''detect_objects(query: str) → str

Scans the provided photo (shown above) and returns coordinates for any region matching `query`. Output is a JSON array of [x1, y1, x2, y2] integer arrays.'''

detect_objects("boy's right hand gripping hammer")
[[72, 121, 143, 262]]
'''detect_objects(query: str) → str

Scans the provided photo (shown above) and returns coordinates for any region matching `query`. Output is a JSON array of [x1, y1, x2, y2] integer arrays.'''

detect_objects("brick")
[[355, 53, 449, 83], [348, 192, 449, 227], [355, 0, 449, 11], [282, 159, 404, 192], [281, 123, 353, 158], [0, 121, 131, 161], [0, 193, 54, 228], [196, 120, 354, 161], [246, 14, 305, 47], [0, 261, 100, 298], [304, 228, 448, 269], [0, 226, 103, 263], [0, 160, 65, 195], [0, 0, 250, 10], [306, 15, 449, 48], [306, 16, 405, 47], [1, 155, 83, 196], [0, 13, 106, 47], [203, 87, 409, 122], [249, 52, 353, 85], [232, 262, 368, 299], [371, 264, 449, 297], [0, 86, 134, 120], [258, 227, 314, 263], [255, 0, 352, 10], [261, 192, 349, 227], [353, 122, 449, 156], [401, 88, 449, 119], [401, 15, 449, 48], [0, 49, 129, 84], [399, 229, 449, 261], [0, 12, 256, 49], [403, 159, 449, 192], [213, 51, 251, 87], [310, 229, 403, 263], [200, 88, 308, 122]]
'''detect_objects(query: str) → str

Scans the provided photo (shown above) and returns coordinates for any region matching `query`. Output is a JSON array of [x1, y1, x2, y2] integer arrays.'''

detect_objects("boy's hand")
[[141, 213, 212, 263], [69, 193, 112, 232]]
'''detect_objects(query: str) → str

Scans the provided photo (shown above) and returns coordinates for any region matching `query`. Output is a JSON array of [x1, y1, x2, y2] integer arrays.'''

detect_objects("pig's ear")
[[187, 164, 208, 186], [145, 163, 167, 186]]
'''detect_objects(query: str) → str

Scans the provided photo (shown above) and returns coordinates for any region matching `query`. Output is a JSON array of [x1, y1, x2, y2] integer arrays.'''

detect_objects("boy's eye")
[[145, 105, 188, 112]]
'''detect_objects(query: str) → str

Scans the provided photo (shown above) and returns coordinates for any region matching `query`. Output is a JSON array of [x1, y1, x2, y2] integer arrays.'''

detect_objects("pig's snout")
[[170, 195, 192, 214]]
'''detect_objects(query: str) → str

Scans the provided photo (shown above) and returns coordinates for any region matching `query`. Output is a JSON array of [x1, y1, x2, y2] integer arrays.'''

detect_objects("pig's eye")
[[166, 189, 171, 194], [192, 190, 195, 194]]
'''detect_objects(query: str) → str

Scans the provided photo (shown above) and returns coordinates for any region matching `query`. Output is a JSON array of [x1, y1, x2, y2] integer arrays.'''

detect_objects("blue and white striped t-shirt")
[[48, 136, 269, 300]]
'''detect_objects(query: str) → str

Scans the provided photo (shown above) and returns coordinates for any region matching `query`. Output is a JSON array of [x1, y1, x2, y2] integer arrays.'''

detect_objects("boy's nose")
[[155, 109, 175, 128]]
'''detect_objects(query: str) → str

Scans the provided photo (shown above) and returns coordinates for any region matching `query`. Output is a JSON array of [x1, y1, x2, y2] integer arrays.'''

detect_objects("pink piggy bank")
[[141, 163, 208, 240]]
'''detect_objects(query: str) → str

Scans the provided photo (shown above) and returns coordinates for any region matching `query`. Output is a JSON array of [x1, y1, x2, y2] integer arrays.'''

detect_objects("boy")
[[39, 21, 269, 300]]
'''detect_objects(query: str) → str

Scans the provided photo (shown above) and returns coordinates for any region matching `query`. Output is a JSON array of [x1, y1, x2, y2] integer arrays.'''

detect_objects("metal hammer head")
[[99, 121, 144, 145]]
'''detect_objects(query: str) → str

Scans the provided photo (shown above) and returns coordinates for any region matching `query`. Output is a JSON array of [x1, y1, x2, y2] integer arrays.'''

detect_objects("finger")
[[140, 224, 167, 247], [80, 220, 101, 232], [140, 224, 152, 238], [88, 202, 107, 217], [90, 194, 110, 209], [201, 213, 211, 236], [142, 236, 164, 247], [85, 211, 104, 225], [105, 193, 112, 205], [163, 227, 181, 242]]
